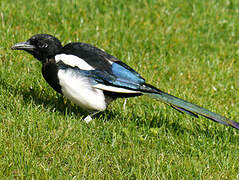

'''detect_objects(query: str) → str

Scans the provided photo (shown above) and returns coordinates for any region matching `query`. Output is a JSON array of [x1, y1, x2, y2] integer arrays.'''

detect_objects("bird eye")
[[39, 43, 48, 48]]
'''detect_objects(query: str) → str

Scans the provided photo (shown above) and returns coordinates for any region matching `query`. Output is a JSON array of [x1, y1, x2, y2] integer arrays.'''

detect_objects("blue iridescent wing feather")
[[59, 42, 239, 130]]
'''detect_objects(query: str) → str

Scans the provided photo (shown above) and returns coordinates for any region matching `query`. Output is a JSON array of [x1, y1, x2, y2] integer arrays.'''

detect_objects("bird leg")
[[123, 99, 127, 111], [83, 111, 100, 123]]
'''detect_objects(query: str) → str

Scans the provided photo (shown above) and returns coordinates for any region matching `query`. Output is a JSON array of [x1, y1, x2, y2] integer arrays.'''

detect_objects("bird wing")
[[57, 42, 239, 130], [57, 42, 145, 93]]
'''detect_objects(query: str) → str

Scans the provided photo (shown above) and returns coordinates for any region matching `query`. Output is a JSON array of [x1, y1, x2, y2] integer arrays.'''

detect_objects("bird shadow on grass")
[[131, 108, 239, 143], [0, 77, 87, 118], [21, 87, 120, 122], [0, 76, 121, 123], [23, 87, 85, 115], [0, 77, 238, 143]]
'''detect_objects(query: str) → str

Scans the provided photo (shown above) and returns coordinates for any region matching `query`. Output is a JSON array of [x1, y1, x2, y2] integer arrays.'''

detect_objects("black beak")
[[11, 41, 35, 51]]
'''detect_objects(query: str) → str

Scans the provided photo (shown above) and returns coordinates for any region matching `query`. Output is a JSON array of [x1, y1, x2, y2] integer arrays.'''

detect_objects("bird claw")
[[83, 111, 99, 123], [84, 115, 93, 123]]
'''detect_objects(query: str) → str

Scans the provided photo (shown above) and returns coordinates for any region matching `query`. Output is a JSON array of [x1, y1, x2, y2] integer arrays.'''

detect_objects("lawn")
[[0, 0, 239, 179]]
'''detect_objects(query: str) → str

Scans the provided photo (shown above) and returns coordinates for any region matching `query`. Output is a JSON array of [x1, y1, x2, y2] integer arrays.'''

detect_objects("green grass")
[[1, 0, 239, 178]]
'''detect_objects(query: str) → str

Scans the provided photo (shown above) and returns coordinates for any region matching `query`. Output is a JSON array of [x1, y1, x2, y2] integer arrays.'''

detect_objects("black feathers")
[[11, 34, 239, 130], [42, 58, 62, 94], [13, 34, 63, 62], [62, 42, 117, 74]]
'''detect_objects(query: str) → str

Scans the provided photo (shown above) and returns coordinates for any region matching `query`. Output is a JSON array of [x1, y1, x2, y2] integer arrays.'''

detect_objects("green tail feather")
[[144, 88, 239, 130]]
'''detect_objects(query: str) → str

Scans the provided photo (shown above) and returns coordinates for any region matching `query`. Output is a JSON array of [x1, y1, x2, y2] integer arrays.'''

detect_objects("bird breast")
[[57, 68, 107, 111]]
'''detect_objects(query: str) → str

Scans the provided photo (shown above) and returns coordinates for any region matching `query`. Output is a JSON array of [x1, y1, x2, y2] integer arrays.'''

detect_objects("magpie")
[[11, 34, 239, 130]]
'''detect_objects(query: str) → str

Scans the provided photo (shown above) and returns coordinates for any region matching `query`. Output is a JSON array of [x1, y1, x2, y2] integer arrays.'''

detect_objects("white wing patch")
[[55, 54, 94, 70], [58, 69, 106, 111], [94, 84, 140, 93]]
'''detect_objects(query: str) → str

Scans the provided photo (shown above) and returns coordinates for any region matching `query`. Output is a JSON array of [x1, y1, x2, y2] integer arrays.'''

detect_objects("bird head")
[[11, 34, 62, 63]]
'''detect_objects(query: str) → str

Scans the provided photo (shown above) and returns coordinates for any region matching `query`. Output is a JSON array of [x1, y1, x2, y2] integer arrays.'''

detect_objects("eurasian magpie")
[[11, 34, 239, 130]]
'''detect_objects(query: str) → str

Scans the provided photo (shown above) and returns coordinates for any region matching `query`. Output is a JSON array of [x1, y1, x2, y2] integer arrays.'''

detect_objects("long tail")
[[142, 84, 239, 130]]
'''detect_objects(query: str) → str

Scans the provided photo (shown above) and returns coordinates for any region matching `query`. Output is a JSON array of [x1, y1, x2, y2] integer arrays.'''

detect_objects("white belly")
[[58, 69, 107, 111]]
